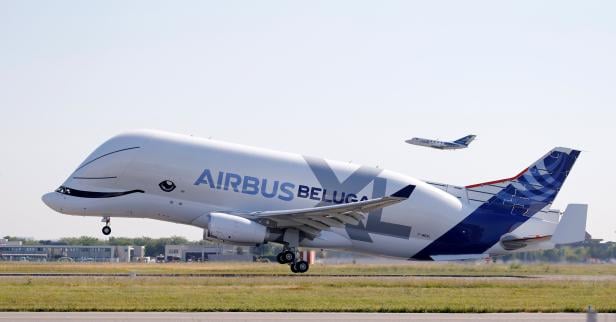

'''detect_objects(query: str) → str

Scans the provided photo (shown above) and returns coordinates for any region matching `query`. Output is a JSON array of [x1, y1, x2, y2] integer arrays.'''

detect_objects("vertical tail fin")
[[466, 147, 581, 215], [454, 135, 476, 146]]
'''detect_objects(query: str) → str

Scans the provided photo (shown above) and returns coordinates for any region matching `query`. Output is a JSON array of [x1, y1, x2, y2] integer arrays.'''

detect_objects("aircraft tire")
[[281, 251, 294, 263], [294, 260, 309, 273], [290, 263, 298, 273], [102, 226, 111, 235], [276, 253, 286, 264]]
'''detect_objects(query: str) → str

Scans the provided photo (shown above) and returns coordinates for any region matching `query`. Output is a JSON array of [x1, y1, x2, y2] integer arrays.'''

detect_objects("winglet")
[[391, 185, 416, 198]]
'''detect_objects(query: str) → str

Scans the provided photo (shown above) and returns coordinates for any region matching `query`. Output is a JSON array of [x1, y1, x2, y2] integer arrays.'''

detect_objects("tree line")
[[4, 235, 616, 262], [501, 240, 616, 263]]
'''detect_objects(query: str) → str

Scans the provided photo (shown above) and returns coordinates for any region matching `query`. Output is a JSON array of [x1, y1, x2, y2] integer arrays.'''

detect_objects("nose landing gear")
[[101, 217, 111, 235]]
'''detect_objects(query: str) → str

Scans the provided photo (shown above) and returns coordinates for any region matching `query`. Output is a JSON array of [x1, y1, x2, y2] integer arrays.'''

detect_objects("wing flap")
[[315, 216, 346, 228], [292, 218, 331, 231], [296, 225, 320, 237], [335, 214, 361, 226]]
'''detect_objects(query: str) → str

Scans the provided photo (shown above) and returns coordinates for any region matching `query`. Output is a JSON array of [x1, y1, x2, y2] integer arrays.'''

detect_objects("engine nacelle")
[[204, 212, 267, 244]]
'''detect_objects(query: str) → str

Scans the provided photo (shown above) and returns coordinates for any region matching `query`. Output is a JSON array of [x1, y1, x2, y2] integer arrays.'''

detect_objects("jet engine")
[[202, 212, 267, 245]]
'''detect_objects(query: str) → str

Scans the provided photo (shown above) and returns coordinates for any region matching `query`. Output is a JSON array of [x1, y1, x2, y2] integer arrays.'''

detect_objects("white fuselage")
[[42, 130, 561, 260], [406, 138, 465, 150]]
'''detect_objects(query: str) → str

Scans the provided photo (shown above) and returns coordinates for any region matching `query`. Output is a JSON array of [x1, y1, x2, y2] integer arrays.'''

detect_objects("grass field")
[[1, 262, 615, 312], [2, 261, 616, 276]]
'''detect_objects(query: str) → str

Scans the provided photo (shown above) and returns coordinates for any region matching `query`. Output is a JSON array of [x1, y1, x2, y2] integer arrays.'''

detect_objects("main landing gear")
[[277, 228, 309, 273], [101, 217, 111, 235], [276, 250, 295, 264], [276, 247, 309, 274]]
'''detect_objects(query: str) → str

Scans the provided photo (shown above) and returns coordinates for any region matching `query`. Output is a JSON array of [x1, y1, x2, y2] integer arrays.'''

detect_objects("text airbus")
[[194, 169, 371, 203]]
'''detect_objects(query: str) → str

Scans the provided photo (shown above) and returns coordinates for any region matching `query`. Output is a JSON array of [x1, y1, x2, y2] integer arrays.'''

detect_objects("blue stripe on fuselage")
[[411, 201, 545, 260]]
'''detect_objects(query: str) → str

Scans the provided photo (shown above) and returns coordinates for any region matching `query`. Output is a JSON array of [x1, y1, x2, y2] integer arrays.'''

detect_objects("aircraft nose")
[[42, 192, 60, 212]]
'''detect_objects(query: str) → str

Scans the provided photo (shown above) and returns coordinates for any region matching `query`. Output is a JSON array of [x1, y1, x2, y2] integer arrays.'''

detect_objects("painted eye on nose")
[[159, 180, 176, 192]]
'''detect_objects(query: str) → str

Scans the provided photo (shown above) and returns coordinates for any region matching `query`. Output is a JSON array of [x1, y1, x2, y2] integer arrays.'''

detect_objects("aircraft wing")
[[230, 185, 416, 238]]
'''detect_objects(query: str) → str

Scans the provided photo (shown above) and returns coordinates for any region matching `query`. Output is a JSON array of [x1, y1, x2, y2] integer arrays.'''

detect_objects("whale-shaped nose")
[[42, 192, 60, 212]]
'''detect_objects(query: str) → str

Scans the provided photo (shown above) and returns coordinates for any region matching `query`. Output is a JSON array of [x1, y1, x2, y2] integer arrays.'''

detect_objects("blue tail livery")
[[413, 147, 580, 260]]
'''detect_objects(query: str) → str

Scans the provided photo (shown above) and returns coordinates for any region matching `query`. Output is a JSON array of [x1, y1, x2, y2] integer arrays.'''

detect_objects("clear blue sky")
[[1, 1, 615, 241]]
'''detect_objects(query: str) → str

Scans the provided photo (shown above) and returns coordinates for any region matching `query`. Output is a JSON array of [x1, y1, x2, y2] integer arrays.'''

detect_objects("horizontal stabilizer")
[[551, 204, 588, 245], [500, 235, 551, 251]]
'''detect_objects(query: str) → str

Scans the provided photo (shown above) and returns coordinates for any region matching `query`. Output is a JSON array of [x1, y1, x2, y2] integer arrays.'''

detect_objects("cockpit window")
[[55, 186, 74, 195]]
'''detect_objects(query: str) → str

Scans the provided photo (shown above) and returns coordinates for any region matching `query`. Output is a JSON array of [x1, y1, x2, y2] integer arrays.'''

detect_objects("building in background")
[[164, 244, 253, 262], [0, 239, 144, 262], [114, 245, 146, 262]]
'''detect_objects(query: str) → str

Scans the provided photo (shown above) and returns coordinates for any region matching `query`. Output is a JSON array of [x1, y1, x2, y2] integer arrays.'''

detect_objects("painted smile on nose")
[[54, 186, 144, 198]]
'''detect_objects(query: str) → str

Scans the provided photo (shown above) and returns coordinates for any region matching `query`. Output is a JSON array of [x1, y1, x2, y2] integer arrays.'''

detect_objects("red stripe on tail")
[[465, 167, 529, 189]]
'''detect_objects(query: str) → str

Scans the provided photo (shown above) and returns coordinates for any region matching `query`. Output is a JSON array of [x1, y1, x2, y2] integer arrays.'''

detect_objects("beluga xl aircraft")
[[43, 130, 587, 273], [406, 134, 476, 150]]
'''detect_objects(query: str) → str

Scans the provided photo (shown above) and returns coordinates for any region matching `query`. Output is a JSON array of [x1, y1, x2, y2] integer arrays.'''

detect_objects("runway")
[[0, 272, 534, 278], [0, 312, 613, 322], [2, 273, 615, 281]]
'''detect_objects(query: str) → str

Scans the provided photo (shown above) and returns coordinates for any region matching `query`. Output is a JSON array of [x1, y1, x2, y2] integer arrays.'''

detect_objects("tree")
[[2, 236, 39, 245], [58, 236, 104, 246], [108, 237, 134, 246]]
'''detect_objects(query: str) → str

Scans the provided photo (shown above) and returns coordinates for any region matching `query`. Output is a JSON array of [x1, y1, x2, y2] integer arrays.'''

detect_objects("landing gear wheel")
[[276, 253, 286, 264], [293, 260, 309, 273], [290, 263, 298, 273], [281, 251, 295, 263], [102, 226, 111, 235]]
